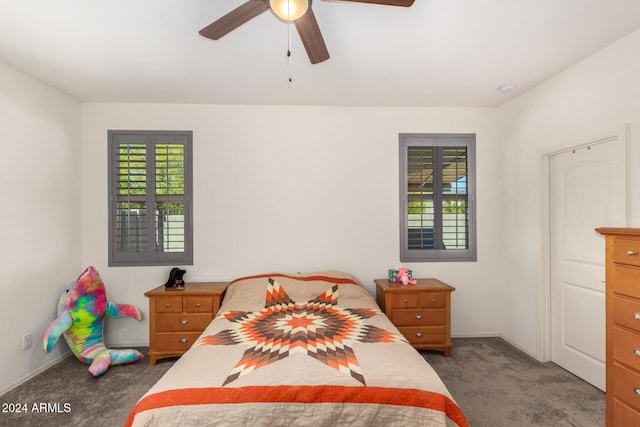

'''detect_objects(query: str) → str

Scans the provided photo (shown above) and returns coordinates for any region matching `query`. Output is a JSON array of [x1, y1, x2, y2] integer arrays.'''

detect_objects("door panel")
[[563, 282, 605, 363]]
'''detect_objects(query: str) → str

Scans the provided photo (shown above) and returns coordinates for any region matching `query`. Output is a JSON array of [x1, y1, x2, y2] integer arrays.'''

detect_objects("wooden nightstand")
[[375, 278, 455, 357], [145, 281, 229, 365]]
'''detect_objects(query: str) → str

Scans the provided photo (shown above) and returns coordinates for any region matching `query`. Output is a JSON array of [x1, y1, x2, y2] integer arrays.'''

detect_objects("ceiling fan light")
[[269, 0, 310, 22]]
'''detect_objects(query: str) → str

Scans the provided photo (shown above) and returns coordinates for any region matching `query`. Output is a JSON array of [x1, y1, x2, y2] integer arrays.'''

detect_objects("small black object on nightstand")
[[164, 267, 186, 289]]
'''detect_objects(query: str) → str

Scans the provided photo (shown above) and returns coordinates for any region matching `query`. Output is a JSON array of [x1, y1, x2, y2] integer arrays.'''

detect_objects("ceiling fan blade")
[[199, 0, 269, 40], [295, 10, 330, 64], [334, 0, 415, 6]]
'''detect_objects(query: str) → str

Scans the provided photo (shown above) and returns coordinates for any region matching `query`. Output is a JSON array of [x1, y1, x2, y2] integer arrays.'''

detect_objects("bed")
[[125, 271, 469, 427]]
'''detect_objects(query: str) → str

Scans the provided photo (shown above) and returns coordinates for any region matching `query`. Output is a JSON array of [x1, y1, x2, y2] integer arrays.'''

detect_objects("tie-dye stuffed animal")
[[43, 266, 144, 376]]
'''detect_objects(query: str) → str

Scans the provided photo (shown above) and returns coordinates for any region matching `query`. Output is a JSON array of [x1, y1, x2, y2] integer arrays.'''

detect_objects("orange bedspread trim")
[[124, 385, 469, 427], [229, 273, 361, 286]]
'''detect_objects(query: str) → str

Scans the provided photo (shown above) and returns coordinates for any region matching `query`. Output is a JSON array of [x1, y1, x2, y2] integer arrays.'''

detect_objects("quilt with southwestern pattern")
[[125, 272, 469, 427], [194, 277, 406, 386]]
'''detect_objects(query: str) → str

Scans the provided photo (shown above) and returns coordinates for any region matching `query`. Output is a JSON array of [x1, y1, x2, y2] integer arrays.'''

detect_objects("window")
[[108, 130, 193, 266], [399, 133, 476, 262]]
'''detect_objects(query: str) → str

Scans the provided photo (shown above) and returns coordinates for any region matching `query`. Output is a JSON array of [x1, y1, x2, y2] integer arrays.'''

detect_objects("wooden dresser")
[[597, 228, 640, 426], [375, 278, 454, 356], [145, 281, 229, 365]]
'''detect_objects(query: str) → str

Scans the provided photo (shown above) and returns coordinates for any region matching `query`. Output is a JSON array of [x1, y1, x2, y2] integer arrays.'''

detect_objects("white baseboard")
[[451, 332, 500, 338], [109, 341, 149, 348]]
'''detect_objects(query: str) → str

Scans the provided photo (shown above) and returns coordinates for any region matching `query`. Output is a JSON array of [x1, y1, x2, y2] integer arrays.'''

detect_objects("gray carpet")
[[422, 337, 605, 426], [0, 349, 176, 427], [0, 338, 605, 426]]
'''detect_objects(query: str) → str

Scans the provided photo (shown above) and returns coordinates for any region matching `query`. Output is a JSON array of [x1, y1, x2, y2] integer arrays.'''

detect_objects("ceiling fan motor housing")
[[269, 0, 312, 22], [199, 0, 414, 64]]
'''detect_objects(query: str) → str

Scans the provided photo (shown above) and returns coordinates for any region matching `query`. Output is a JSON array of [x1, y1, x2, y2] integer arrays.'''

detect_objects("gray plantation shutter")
[[407, 144, 435, 249], [109, 131, 193, 266], [441, 145, 470, 250], [115, 139, 148, 255], [154, 138, 187, 254]]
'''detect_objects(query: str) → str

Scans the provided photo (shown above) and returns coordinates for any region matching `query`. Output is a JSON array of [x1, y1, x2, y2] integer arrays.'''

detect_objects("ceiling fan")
[[199, 0, 415, 64]]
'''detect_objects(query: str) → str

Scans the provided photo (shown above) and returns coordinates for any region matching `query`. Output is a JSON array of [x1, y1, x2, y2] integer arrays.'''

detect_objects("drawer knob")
[[432, 299, 437, 303], [635, 388, 640, 397], [403, 299, 408, 304], [165, 303, 171, 308], [415, 332, 423, 337], [196, 303, 201, 308], [416, 314, 423, 320], [180, 319, 189, 325], [635, 313, 640, 321], [629, 251, 638, 256], [634, 349, 640, 357], [179, 338, 189, 343]]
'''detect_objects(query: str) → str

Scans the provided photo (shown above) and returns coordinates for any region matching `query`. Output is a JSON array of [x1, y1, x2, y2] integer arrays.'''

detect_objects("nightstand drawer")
[[155, 314, 213, 332], [154, 332, 202, 352], [397, 326, 447, 344], [185, 296, 213, 313], [420, 293, 446, 308], [614, 295, 640, 333], [390, 293, 418, 308], [392, 309, 446, 326], [155, 297, 183, 313]]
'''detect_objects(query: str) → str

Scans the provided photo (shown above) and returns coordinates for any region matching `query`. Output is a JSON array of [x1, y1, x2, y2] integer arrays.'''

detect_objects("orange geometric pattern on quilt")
[[194, 278, 405, 386]]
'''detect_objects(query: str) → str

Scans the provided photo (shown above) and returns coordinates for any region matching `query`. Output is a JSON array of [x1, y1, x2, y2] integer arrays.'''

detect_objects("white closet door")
[[550, 137, 626, 391]]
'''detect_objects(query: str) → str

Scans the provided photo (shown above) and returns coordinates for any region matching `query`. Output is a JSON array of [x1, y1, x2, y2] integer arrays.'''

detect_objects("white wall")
[[81, 104, 504, 347], [496, 28, 640, 356], [0, 62, 81, 394]]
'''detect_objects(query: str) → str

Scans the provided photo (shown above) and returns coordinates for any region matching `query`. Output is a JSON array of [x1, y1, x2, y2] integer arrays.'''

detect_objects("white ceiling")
[[1, 0, 640, 107]]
